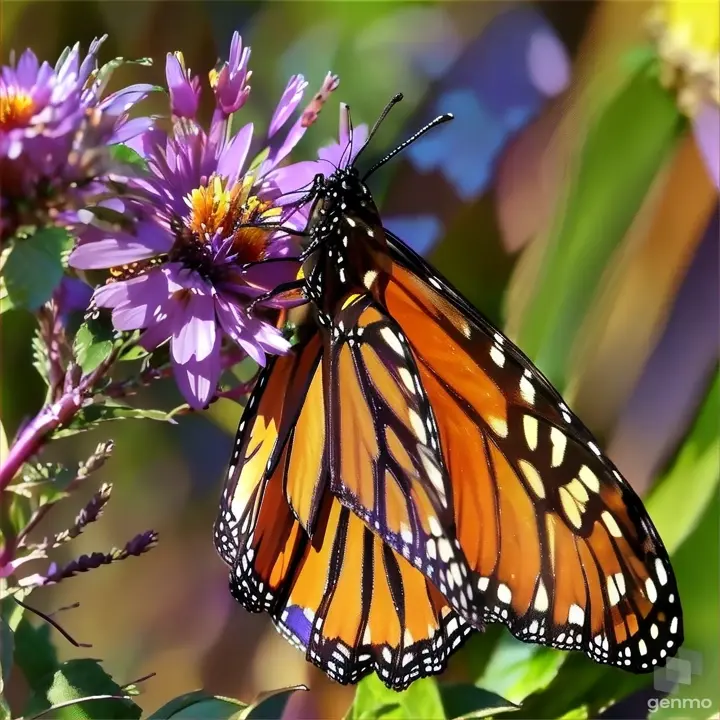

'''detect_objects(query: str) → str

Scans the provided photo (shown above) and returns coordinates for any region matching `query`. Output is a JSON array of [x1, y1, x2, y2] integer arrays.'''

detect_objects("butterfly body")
[[215, 102, 683, 691]]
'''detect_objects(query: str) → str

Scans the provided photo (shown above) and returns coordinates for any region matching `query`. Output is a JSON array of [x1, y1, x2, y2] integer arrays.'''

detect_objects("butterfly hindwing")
[[324, 291, 481, 628]]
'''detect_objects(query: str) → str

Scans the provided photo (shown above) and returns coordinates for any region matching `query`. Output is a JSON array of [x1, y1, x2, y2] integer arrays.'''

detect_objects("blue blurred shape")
[[383, 215, 443, 255], [405, 5, 570, 207]]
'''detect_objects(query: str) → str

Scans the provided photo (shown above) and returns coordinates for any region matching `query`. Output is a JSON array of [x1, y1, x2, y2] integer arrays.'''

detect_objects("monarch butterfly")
[[213, 96, 683, 691]]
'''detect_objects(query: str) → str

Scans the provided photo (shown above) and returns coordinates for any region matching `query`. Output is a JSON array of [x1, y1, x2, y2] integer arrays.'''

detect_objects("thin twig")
[[120, 672, 156, 690], [14, 598, 92, 648]]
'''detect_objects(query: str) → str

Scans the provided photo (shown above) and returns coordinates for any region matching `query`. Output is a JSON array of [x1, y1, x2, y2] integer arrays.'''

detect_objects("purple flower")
[[210, 32, 252, 115], [70, 38, 339, 408], [166, 52, 201, 119], [0, 38, 154, 238]]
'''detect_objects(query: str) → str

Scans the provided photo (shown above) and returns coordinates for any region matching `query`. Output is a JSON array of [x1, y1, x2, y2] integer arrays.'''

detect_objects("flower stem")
[[0, 351, 117, 494]]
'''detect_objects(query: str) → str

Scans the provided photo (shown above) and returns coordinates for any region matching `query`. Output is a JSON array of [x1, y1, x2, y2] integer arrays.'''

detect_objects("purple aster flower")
[[70, 37, 339, 409], [166, 51, 201, 119], [209, 32, 252, 116], [0, 37, 154, 239]]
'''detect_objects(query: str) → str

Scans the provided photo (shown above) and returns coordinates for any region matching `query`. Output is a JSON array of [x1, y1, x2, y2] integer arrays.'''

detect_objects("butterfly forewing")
[[379, 230, 683, 670]]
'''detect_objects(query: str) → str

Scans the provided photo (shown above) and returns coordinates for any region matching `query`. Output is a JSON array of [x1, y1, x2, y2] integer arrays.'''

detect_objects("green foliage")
[[1, 228, 74, 312], [52, 401, 176, 439], [440, 685, 518, 718], [645, 371, 719, 553], [14, 617, 59, 691], [24, 658, 141, 720], [515, 58, 686, 388], [477, 635, 565, 705], [148, 686, 305, 720], [74, 317, 116, 374], [109, 144, 150, 174]]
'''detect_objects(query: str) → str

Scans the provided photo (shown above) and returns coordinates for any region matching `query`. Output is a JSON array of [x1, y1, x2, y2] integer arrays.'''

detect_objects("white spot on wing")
[[380, 327, 404, 356]]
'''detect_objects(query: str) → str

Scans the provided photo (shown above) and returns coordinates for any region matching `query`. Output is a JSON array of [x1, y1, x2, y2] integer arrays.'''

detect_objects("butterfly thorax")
[[302, 167, 391, 322]]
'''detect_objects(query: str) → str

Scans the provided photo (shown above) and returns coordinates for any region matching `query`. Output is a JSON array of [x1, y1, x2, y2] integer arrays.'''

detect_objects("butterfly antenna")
[[361, 112, 453, 181], [353, 93, 404, 166]]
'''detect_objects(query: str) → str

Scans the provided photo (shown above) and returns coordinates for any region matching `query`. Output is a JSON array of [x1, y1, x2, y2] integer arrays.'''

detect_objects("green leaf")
[[0, 696, 10, 720], [477, 636, 566, 705], [109, 144, 149, 174], [18, 463, 75, 508], [90, 56, 154, 101], [24, 658, 141, 720], [440, 684, 518, 719], [558, 707, 589, 719], [348, 675, 445, 720], [239, 685, 307, 719], [117, 344, 149, 362], [2, 228, 74, 311], [14, 618, 59, 692], [651, 494, 719, 720], [52, 401, 175, 439], [0, 617, 13, 694], [347, 676, 402, 720], [32, 328, 52, 391], [148, 691, 246, 720], [645, 372, 719, 554], [515, 59, 686, 389], [0, 417, 7, 463], [74, 318, 116, 374]]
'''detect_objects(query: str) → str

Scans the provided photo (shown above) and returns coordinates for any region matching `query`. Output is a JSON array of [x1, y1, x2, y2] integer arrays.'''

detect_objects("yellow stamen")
[[0, 88, 35, 130], [648, 0, 720, 114], [185, 175, 234, 236]]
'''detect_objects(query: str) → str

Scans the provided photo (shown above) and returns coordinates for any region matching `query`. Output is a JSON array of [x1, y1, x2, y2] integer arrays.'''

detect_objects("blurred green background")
[[1, 1, 717, 718]]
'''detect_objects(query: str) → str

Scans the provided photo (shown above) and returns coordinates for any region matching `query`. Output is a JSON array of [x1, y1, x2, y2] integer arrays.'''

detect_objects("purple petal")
[[694, 102, 720, 189], [263, 160, 320, 206], [94, 273, 155, 309], [216, 123, 253, 185], [16, 49, 39, 85], [111, 116, 154, 145], [172, 332, 222, 408], [69, 222, 172, 270], [99, 83, 156, 115], [165, 53, 199, 119], [171, 288, 217, 363], [269, 75, 308, 138]]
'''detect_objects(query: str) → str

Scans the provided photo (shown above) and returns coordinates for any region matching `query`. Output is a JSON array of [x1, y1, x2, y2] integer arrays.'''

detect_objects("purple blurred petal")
[[527, 29, 570, 97], [694, 102, 720, 189], [16, 49, 39, 85], [264, 161, 319, 206], [99, 83, 156, 115], [269, 75, 308, 138], [111, 116, 154, 145], [216, 123, 253, 185], [165, 53, 199, 119]]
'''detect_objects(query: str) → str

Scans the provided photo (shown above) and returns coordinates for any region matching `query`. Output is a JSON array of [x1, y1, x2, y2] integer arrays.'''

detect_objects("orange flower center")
[[0, 88, 35, 130], [182, 175, 279, 264]]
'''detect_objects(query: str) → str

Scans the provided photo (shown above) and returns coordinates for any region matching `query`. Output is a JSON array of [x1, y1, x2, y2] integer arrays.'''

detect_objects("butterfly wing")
[[377, 228, 683, 671], [323, 291, 483, 629], [218, 327, 473, 691], [213, 330, 323, 583]]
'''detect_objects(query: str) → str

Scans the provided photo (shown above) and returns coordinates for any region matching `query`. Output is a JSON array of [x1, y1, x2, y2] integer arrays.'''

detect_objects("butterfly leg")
[[247, 280, 307, 315]]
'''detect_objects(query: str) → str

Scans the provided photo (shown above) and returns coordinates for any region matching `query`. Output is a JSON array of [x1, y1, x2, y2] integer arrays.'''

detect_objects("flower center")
[[0, 87, 35, 130], [171, 175, 280, 279]]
